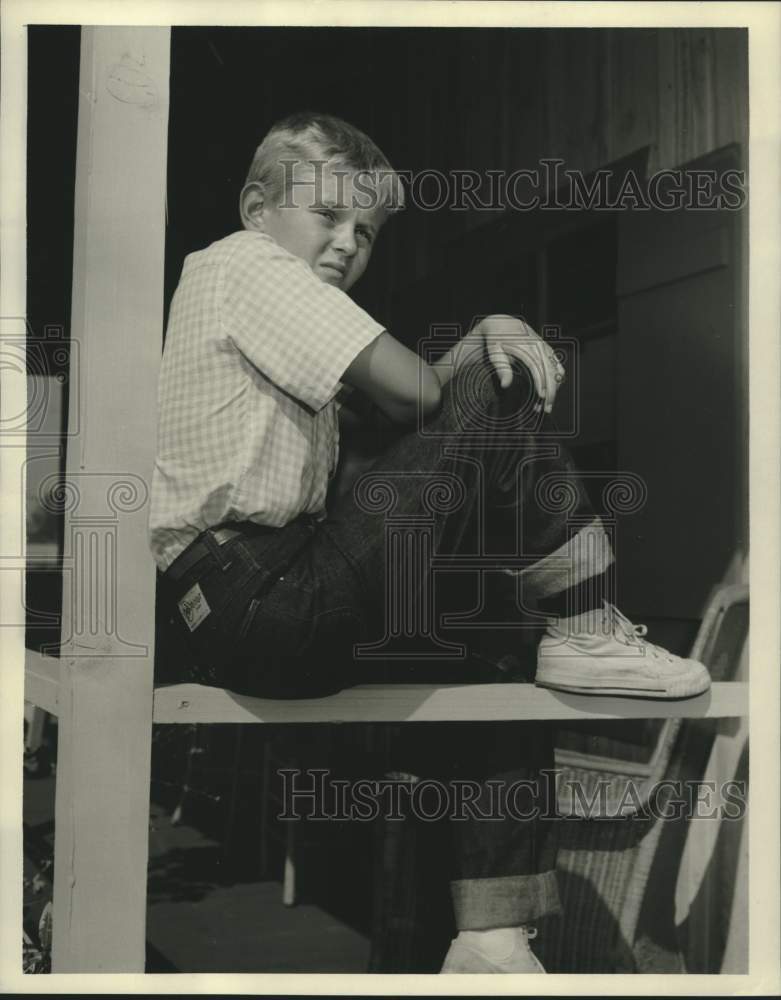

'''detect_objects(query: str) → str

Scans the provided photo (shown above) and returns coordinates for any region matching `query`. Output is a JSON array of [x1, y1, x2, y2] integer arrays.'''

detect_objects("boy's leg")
[[325, 362, 709, 700], [325, 362, 610, 637], [318, 361, 707, 969], [387, 717, 556, 973], [321, 366, 572, 965], [391, 719, 559, 922]]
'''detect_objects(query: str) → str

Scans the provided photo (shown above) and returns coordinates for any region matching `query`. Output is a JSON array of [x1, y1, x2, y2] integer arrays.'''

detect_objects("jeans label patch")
[[178, 582, 211, 632]]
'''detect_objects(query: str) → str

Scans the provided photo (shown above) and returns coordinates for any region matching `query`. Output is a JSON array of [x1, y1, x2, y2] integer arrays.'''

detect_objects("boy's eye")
[[316, 209, 336, 222], [356, 227, 374, 245]]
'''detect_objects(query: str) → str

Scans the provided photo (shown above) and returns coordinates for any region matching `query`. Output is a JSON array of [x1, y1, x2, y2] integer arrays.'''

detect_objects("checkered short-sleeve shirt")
[[148, 230, 385, 571]]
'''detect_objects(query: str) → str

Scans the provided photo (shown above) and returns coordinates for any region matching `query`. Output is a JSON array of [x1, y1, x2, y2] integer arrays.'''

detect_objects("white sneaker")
[[440, 926, 545, 974], [535, 601, 711, 699]]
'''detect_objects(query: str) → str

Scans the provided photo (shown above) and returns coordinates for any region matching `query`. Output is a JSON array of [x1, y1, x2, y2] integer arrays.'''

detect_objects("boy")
[[149, 111, 710, 973]]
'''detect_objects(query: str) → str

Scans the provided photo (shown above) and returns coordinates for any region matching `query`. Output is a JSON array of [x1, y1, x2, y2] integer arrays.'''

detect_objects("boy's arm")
[[342, 331, 442, 425], [337, 385, 403, 454], [335, 384, 387, 429], [341, 318, 565, 425], [333, 385, 404, 497]]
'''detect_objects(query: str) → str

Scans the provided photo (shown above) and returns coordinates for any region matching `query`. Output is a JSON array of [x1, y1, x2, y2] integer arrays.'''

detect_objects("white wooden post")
[[51, 26, 170, 972]]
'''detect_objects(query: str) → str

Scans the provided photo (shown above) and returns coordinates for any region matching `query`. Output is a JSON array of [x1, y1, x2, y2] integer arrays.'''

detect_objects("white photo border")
[[2, 1, 779, 995]]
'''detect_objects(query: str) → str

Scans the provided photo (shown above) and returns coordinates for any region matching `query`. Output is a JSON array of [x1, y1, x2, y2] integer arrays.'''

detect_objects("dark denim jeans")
[[159, 366, 612, 928]]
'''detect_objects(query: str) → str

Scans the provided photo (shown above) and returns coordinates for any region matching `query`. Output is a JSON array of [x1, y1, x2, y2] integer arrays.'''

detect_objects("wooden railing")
[[24, 650, 748, 725]]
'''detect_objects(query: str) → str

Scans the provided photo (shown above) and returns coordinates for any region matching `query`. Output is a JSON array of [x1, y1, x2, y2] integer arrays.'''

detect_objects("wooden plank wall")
[[410, 28, 748, 265], [161, 28, 747, 315], [511, 28, 746, 177]]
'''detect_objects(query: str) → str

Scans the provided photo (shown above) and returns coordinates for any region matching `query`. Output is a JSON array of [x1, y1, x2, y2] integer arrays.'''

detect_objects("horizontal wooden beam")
[[24, 650, 748, 723], [24, 649, 750, 723], [151, 680, 748, 725]]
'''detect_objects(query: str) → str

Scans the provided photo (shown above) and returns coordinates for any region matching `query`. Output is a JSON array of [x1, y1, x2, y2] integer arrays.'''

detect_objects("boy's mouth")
[[319, 261, 347, 279]]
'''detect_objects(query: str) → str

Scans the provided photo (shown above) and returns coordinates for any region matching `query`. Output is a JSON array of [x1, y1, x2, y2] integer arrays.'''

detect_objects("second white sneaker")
[[535, 601, 711, 699], [440, 926, 545, 974]]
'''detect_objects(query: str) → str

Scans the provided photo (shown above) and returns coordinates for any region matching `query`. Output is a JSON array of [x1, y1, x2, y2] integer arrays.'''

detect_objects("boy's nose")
[[331, 225, 358, 257]]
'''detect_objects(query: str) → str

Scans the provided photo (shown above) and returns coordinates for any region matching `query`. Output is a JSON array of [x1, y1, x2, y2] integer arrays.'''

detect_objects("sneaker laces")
[[603, 602, 675, 663], [520, 926, 545, 972]]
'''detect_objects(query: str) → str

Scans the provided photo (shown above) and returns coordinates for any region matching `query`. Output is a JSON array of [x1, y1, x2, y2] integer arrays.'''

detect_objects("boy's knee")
[[442, 361, 542, 433]]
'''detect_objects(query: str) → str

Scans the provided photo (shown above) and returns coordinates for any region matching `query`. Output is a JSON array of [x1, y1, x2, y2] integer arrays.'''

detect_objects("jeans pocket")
[[168, 548, 266, 683], [237, 597, 262, 640]]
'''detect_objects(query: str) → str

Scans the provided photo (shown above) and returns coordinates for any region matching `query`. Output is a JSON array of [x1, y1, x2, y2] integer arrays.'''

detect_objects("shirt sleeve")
[[220, 233, 385, 412]]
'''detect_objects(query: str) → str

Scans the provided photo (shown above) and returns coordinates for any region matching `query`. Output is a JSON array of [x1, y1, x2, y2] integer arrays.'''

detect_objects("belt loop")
[[202, 528, 233, 571]]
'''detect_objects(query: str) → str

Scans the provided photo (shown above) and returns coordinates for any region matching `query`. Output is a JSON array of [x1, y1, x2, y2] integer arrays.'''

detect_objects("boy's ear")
[[239, 182, 267, 231]]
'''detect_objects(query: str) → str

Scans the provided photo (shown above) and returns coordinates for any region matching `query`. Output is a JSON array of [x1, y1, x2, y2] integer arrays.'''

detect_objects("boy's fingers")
[[536, 363, 552, 407], [545, 352, 566, 404], [532, 349, 553, 401], [542, 351, 560, 398], [536, 357, 554, 404], [506, 335, 562, 409], [486, 342, 514, 388], [505, 344, 544, 397]]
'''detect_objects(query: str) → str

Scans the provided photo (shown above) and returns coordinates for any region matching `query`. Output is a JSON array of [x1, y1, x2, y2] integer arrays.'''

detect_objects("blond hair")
[[245, 111, 405, 214]]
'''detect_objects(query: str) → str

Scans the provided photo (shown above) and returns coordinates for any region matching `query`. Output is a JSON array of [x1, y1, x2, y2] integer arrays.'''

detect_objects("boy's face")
[[243, 161, 387, 293]]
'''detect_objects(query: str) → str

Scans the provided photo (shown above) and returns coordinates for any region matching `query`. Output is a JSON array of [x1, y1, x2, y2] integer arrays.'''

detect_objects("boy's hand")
[[471, 315, 565, 413]]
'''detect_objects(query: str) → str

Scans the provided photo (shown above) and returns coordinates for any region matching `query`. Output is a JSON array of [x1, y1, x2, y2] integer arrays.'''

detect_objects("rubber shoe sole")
[[535, 656, 711, 700], [440, 940, 545, 974]]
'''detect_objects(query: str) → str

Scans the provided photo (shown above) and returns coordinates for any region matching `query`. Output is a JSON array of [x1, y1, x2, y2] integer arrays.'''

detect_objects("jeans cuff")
[[507, 515, 615, 600], [450, 870, 562, 930]]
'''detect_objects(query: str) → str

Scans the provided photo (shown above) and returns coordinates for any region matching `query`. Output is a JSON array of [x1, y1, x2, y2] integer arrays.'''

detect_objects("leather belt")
[[164, 524, 260, 584], [212, 526, 244, 546], [163, 514, 324, 585]]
